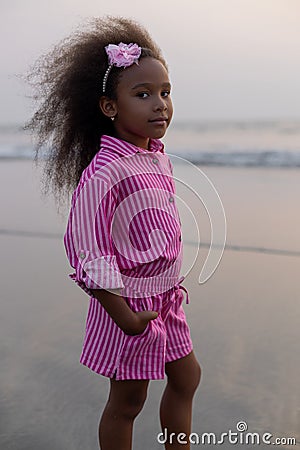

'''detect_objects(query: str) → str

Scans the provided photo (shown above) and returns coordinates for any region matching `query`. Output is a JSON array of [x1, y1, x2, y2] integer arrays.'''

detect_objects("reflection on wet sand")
[[0, 162, 299, 449]]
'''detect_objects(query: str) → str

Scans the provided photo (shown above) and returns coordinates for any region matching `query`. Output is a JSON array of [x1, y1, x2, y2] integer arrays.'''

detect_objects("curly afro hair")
[[25, 16, 167, 209]]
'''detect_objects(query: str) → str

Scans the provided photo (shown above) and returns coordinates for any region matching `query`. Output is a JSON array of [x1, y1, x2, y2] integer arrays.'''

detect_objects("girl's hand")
[[129, 310, 158, 336], [90, 288, 158, 336]]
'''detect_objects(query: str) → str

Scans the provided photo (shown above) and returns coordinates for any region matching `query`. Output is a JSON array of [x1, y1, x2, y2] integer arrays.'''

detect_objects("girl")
[[27, 16, 201, 450]]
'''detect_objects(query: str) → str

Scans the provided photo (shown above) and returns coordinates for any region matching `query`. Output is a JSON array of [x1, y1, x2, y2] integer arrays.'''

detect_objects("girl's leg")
[[99, 378, 149, 450], [160, 351, 201, 449]]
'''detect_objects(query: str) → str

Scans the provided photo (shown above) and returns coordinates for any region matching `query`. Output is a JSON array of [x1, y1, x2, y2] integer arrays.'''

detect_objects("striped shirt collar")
[[101, 135, 165, 157]]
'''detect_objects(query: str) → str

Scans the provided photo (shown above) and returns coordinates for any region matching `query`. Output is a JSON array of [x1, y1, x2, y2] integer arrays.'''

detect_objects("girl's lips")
[[149, 118, 168, 125]]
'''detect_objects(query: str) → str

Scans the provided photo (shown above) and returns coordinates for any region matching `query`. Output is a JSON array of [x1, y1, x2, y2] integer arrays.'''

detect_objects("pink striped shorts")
[[79, 280, 193, 380]]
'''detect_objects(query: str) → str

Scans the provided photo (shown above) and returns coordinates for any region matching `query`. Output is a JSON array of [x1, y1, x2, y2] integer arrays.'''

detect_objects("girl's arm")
[[90, 289, 158, 335]]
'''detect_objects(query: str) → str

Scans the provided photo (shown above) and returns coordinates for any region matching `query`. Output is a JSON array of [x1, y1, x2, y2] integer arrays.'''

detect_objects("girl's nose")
[[154, 98, 167, 111]]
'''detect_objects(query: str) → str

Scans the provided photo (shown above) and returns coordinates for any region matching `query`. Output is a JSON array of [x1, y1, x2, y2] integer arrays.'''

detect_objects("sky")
[[1, 0, 300, 124]]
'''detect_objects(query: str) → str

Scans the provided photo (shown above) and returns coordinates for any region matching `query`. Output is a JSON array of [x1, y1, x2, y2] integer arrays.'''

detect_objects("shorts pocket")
[[122, 317, 165, 357], [131, 320, 151, 339]]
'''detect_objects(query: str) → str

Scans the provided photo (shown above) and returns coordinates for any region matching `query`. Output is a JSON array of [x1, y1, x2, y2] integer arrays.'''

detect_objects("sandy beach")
[[1, 160, 299, 449]]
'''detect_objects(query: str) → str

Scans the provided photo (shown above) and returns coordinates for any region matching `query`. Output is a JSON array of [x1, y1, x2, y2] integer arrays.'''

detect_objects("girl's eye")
[[161, 91, 170, 98], [137, 92, 149, 98]]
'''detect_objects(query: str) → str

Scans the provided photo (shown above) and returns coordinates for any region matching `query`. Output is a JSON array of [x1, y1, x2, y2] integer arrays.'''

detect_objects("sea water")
[[0, 124, 299, 449], [1, 120, 300, 167]]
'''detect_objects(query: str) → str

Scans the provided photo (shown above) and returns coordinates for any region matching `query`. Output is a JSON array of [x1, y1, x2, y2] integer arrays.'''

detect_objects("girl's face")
[[103, 57, 173, 150]]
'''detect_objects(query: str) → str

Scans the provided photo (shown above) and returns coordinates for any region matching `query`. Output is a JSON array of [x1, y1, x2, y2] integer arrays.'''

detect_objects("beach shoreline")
[[1, 160, 299, 449]]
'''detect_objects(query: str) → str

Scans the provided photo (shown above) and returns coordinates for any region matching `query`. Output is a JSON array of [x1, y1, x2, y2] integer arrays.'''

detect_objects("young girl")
[[27, 16, 201, 450]]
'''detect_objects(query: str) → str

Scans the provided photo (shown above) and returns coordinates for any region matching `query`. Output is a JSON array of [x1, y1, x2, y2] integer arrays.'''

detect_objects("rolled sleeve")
[[66, 172, 125, 295], [77, 252, 124, 290]]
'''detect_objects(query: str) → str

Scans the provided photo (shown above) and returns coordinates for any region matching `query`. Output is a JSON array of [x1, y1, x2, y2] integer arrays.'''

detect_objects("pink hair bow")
[[102, 42, 142, 93], [105, 42, 141, 68]]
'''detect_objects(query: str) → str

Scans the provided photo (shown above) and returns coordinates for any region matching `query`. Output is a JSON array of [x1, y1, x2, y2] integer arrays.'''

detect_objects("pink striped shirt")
[[63, 135, 189, 379], [64, 135, 183, 298]]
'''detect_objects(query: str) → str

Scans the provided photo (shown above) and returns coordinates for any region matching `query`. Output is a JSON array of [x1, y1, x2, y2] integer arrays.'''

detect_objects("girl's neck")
[[112, 130, 150, 151]]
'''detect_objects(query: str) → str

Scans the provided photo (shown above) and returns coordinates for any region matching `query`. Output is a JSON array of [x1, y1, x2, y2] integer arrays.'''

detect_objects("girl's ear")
[[99, 97, 118, 119]]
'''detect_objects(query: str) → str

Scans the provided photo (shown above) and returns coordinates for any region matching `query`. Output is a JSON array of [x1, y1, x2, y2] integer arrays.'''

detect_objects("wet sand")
[[0, 160, 299, 449]]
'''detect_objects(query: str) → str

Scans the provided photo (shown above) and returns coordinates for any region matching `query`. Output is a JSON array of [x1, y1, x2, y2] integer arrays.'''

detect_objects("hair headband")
[[102, 42, 142, 94]]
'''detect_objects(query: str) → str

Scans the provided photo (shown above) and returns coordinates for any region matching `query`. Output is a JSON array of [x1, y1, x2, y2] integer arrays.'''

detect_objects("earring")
[[110, 116, 115, 122]]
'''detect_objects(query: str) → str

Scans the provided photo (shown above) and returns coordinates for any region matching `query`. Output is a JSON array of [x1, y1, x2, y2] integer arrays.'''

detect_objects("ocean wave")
[[172, 119, 300, 134], [1, 121, 300, 168], [169, 150, 300, 168], [2, 148, 300, 168]]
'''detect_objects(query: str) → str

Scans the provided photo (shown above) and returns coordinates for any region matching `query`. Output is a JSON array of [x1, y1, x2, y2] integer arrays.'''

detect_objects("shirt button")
[[179, 234, 182, 241], [79, 252, 85, 259], [169, 196, 174, 203], [152, 158, 159, 165]]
